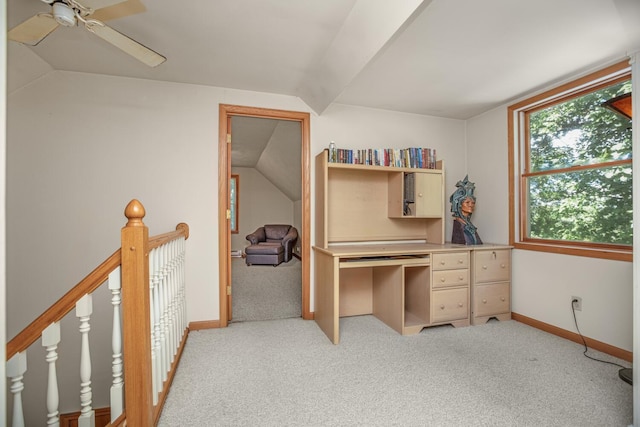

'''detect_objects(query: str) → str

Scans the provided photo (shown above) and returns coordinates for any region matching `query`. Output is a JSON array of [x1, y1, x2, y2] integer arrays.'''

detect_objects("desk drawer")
[[433, 252, 469, 270], [474, 282, 510, 317], [432, 269, 469, 289], [474, 250, 510, 283], [432, 288, 468, 323]]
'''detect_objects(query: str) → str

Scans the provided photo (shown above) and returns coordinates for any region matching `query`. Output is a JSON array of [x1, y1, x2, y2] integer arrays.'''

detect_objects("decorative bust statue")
[[450, 175, 483, 245]]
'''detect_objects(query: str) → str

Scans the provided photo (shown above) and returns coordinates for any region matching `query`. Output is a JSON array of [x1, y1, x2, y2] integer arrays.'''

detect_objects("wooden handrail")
[[6, 219, 189, 361], [148, 222, 190, 250], [6, 249, 121, 360]]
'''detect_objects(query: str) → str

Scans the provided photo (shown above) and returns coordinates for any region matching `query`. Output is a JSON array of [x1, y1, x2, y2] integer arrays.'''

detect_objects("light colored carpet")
[[231, 257, 302, 322], [158, 316, 632, 426]]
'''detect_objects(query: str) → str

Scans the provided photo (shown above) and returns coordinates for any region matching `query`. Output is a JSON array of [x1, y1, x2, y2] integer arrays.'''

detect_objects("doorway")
[[218, 104, 311, 328]]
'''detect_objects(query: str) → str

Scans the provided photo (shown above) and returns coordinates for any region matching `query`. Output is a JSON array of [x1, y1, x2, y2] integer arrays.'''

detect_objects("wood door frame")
[[218, 104, 312, 327]]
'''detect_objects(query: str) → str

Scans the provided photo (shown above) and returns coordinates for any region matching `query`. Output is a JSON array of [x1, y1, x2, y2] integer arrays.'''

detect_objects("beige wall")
[[9, 48, 631, 355], [7, 40, 634, 423], [231, 167, 295, 251], [467, 106, 632, 352], [1, 0, 7, 416], [7, 46, 468, 332]]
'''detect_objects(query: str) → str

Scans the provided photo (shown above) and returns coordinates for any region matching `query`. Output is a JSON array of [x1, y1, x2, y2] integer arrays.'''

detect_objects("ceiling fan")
[[8, 0, 166, 67]]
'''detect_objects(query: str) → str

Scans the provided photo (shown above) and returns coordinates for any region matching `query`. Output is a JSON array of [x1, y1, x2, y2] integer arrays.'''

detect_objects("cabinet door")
[[415, 173, 443, 217]]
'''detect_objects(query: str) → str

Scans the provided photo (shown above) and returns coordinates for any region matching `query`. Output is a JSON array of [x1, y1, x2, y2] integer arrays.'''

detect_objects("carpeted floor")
[[231, 256, 302, 322], [159, 316, 632, 426]]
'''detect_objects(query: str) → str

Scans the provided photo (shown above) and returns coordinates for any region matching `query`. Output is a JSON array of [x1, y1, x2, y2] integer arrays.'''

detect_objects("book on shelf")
[[328, 147, 437, 169]]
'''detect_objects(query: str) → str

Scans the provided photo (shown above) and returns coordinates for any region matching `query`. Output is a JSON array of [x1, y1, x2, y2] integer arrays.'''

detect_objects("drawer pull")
[[458, 302, 463, 307], [482, 265, 487, 270], [482, 299, 487, 304], [440, 304, 445, 310], [418, 193, 423, 198], [458, 259, 464, 264], [441, 277, 446, 282], [501, 264, 506, 269], [458, 276, 464, 281], [440, 260, 446, 265], [500, 297, 506, 302]]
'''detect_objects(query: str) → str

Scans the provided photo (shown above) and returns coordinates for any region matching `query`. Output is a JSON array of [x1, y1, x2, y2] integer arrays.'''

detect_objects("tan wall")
[[231, 167, 295, 251], [466, 106, 632, 352]]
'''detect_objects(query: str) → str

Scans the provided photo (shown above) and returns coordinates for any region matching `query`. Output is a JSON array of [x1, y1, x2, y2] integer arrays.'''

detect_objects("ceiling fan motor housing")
[[53, 2, 76, 27]]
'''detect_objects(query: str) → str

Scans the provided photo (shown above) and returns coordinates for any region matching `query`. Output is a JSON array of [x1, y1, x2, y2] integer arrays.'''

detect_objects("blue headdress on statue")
[[450, 175, 476, 220]]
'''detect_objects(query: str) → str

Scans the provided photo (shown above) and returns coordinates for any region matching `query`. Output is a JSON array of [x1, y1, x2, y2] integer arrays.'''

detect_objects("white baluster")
[[175, 240, 181, 347], [7, 352, 27, 427], [108, 267, 124, 422], [149, 248, 161, 404], [160, 243, 171, 380], [179, 237, 187, 334], [76, 294, 95, 427], [42, 322, 61, 427], [168, 240, 177, 360]]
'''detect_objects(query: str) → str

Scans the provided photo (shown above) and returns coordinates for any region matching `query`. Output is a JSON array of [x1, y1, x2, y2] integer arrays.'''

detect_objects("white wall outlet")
[[571, 296, 582, 311]]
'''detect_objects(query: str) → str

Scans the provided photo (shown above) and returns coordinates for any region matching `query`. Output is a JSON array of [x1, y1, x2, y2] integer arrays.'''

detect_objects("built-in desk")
[[314, 243, 477, 344], [312, 150, 511, 344]]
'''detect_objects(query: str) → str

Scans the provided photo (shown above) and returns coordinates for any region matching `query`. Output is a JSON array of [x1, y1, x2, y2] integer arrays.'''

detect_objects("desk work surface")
[[313, 242, 509, 258]]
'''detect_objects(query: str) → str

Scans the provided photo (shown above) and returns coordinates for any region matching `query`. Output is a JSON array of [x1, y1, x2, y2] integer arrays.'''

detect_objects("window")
[[508, 61, 632, 261]]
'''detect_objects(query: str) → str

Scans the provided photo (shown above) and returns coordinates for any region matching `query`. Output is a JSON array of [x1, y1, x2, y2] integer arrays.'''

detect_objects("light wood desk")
[[313, 242, 475, 344]]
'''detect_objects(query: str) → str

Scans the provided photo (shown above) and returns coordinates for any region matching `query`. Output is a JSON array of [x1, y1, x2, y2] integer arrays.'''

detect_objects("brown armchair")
[[245, 224, 298, 265]]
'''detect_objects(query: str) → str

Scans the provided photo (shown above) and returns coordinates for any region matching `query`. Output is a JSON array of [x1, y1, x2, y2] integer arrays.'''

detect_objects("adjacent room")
[[2, 0, 639, 426], [230, 116, 303, 322]]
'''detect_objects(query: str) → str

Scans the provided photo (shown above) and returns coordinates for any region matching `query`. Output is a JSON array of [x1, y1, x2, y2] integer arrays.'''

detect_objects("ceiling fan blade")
[[90, 0, 146, 22], [8, 13, 59, 46], [80, 0, 128, 10], [85, 21, 166, 67]]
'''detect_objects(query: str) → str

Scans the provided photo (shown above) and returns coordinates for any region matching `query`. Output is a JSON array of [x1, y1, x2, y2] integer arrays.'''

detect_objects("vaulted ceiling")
[[7, 0, 640, 202], [9, 0, 640, 119]]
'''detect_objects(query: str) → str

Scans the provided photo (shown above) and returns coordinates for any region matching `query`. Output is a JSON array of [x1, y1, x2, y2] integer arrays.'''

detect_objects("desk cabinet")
[[431, 252, 469, 327], [471, 248, 511, 325]]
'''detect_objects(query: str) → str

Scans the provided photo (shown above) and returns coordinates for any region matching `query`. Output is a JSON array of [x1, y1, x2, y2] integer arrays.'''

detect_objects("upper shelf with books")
[[323, 149, 443, 172], [327, 146, 440, 170]]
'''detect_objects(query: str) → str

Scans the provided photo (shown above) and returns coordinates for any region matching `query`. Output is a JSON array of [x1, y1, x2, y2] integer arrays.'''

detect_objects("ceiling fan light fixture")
[[53, 2, 77, 27]]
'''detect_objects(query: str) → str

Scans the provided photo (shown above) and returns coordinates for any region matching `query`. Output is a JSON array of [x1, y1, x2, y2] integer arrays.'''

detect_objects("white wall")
[[315, 103, 468, 242], [6, 68, 467, 422], [7, 63, 314, 424], [1, 0, 7, 418], [7, 61, 468, 335], [230, 167, 295, 251], [7, 42, 634, 423], [467, 106, 633, 352]]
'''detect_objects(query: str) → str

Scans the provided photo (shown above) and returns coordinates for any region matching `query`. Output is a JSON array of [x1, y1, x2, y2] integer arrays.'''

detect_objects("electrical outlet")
[[572, 296, 582, 311]]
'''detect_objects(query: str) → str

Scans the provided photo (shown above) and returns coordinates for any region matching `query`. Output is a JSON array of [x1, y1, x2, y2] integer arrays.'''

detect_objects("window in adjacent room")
[[508, 60, 632, 261]]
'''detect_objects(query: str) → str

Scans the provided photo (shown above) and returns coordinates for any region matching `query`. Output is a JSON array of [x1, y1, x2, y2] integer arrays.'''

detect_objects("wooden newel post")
[[121, 199, 154, 426]]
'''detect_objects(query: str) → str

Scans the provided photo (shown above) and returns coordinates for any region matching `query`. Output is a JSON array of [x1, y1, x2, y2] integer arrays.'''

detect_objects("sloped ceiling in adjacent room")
[[231, 116, 301, 202]]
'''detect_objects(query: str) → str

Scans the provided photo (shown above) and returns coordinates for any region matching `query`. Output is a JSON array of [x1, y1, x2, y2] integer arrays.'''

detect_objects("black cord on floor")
[[571, 299, 626, 369]]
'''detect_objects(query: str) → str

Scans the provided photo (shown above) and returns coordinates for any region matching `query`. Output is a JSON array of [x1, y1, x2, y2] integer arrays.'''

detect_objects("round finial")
[[124, 199, 146, 226]]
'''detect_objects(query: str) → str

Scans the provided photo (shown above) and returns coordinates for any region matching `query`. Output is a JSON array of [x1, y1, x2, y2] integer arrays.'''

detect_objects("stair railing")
[[6, 199, 189, 427]]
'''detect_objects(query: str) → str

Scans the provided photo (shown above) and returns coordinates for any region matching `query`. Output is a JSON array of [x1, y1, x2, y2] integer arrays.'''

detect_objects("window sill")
[[513, 241, 632, 262]]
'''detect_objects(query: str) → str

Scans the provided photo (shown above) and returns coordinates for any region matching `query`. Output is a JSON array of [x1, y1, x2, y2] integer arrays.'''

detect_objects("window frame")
[[508, 60, 632, 262]]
